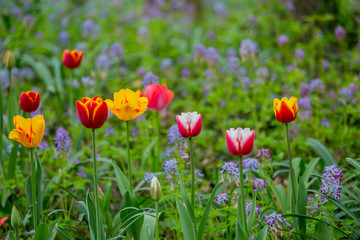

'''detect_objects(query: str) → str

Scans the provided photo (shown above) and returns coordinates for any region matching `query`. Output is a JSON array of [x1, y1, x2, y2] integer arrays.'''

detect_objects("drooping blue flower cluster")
[[252, 178, 267, 194], [320, 164, 343, 202], [166, 125, 186, 159], [195, 169, 205, 184], [143, 72, 159, 88], [242, 158, 259, 172], [215, 192, 229, 206], [103, 126, 116, 137], [265, 212, 292, 234], [144, 171, 154, 183], [239, 39, 259, 61], [163, 159, 178, 179], [53, 127, 71, 157], [219, 161, 239, 185], [256, 148, 272, 161], [245, 200, 260, 217]]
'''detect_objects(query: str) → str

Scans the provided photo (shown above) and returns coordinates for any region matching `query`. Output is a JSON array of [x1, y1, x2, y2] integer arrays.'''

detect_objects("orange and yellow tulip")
[[62, 49, 83, 69], [105, 89, 148, 121], [76, 96, 108, 129], [273, 96, 298, 123], [9, 115, 45, 148]]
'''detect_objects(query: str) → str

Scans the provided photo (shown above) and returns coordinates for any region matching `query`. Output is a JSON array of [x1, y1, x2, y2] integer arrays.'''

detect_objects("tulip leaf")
[[314, 222, 333, 240], [50, 57, 64, 100], [139, 214, 156, 240], [34, 218, 49, 240], [197, 183, 220, 240], [255, 225, 268, 240], [120, 191, 144, 240], [178, 175, 195, 225], [247, 193, 257, 234], [112, 160, 130, 196], [306, 138, 336, 166], [296, 177, 307, 237], [56, 226, 74, 240], [176, 199, 196, 240], [6, 142, 18, 180]]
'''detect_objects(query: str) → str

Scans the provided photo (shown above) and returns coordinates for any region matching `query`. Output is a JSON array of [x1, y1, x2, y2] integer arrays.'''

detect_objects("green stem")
[[189, 137, 195, 208], [0, 82, 4, 178], [30, 148, 37, 230], [69, 70, 74, 123], [157, 113, 161, 172], [239, 156, 247, 232], [126, 121, 133, 193], [155, 201, 159, 240], [92, 129, 100, 240], [285, 123, 296, 209], [15, 229, 19, 240]]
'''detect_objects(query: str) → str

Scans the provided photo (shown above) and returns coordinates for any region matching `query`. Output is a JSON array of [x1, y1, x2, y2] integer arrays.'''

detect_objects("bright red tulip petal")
[[226, 131, 240, 156]]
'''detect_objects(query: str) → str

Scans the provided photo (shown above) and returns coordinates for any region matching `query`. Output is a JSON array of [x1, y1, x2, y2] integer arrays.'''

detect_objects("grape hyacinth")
[[265, 212, 292, 234], [163, 159, 179, 191], [144, 171, 154, 183], [167, 125, 185, 157], [310, 78, 325, 93], [253, 178, 267, 193], [195, 169, 204, 184], [103, 126, 116, 137], [320, 164, 343, 202], [245, 200, 260, 217], [242, 158, 259, 172], [215, 192, 229, 206], [219, 161, 239, 185], [53, 127, 71, 157], [143, 72, 159, 88], [256, 148, 272, 161], [239, 39, 259, 61], [334, 26, 346, 42], [277, 34, 289, 46], [295, 48, 305, 62]]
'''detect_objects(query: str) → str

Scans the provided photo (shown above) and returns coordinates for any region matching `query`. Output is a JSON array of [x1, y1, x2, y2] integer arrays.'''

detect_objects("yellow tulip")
[[9, 115, 45, 148], [106, 89, 148, 121]]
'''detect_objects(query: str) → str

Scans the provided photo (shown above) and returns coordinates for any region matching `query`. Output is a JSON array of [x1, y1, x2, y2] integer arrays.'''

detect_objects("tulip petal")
[[76, 100, 90, 128], [240, 130, 255, 155], [176, 115, 189, 138], [92, 102, 108, 129], [226, 130, 240, 156]]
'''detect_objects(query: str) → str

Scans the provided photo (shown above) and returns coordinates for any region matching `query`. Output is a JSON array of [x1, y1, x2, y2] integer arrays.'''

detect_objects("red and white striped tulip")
[[226, 127, 255, 156], [176, 112, 202, 138]]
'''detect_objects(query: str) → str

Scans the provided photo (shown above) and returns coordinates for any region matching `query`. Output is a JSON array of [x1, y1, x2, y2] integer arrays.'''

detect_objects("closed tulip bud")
[[176, 112, 202, 138], [11, 205, 21, 230], [19, 91, 40, 113], [226, 127, 255, 156], [273, 97, 298, 123], [4, 50, 15, 70], [76, 96, 108, 129], [145, 84, 174, 111], [150, 177, 161, 201], [62, 49, 83, 69]]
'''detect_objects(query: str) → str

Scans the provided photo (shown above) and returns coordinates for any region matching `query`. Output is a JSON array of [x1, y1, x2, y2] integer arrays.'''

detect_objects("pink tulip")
[[145, 84, 174, 111], [176, 112, 202, 138], [226, 128, 255, 156]]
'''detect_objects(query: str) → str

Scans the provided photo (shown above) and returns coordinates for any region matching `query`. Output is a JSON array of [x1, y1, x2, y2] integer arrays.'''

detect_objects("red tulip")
[[226, 127, 255, 156], [176, 112, 202, 138], [145, 84, 174, 111], [62, 49, 83, 69], [19, 91, 40, 113], [0, 217, 8, 228], [76, 96, 108, 129]]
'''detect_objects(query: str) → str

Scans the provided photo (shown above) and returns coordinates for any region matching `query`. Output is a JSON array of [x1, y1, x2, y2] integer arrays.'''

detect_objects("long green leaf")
[[56, 226, 74, 240], [303, 158, 319, 187], [197, 183, 220, 240], [176, 199, 196, 240], [255, 225, 268, 240], [247, 193, 257, 234], [314, 222, 333, 240], [306, 138, 336, 166], [120, 191, 144, 240], [296, 177, 307, 238], [112, 160, 130, 196], [179, 175, 195, 225]]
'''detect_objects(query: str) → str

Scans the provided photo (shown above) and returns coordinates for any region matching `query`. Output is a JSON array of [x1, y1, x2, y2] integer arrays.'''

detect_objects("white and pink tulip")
[[226, 127, 255, 156], [176, 112, 202, 138]]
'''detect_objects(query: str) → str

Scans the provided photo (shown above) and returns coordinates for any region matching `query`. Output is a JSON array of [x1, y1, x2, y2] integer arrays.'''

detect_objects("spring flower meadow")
[[1, 0, 360, 239]]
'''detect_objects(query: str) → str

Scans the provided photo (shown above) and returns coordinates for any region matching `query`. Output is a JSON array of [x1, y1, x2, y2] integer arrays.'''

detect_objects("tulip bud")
[[11, 205, 21, 230], [4, 50, 15, 70], [150, 177, 161, 201]]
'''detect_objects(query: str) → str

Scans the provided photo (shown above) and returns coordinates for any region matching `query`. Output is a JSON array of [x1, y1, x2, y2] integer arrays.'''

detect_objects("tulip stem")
[[285, 123, 296, 209], [92, 129, 101, 240], [69, 70, 74, 124], [189, 137, 195, 208], [126, 121, 133, 194], [157, 112, 161, 172], [155, 201, 159, 240], [30, 148, 37, 231], [239, 156, 247, 232]]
